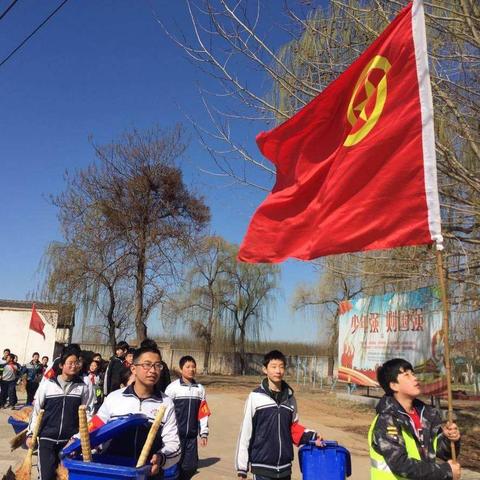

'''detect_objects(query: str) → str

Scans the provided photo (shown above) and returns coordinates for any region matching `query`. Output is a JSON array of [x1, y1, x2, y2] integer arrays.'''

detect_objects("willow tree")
[[167, 235, 233, 372], [222, 249, 280, 375], [39, 203, 133, 350]]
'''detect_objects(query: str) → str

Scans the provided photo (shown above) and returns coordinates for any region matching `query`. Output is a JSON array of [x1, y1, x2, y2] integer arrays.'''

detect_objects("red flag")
[[29, 303, 46, 339], [88, 415, 106, 432], [198, 400, 211, 420], [239, 1, 442, 263]]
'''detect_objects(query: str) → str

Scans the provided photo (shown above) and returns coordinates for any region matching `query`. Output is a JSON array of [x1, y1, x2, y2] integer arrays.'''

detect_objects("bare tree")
[[41, 126, 210, 345], [161, 0, 479, 327], [222, 248, 280, 374], [86, 126, 210, 342], [39, 217, 132, 351], [293, 257, 364, 375]]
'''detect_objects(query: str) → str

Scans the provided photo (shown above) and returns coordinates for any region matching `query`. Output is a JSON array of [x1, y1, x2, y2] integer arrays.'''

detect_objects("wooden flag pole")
[[434, 248, 456, 462]]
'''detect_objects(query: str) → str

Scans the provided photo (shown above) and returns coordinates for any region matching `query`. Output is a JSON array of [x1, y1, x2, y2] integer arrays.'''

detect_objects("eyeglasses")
[[64, 361, 81, 367], [134, 362, 163, 371]]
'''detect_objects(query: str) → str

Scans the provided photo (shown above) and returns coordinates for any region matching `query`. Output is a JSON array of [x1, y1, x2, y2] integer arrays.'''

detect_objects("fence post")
[[303, 357, 306, 385], [296, 355, 300, 384]]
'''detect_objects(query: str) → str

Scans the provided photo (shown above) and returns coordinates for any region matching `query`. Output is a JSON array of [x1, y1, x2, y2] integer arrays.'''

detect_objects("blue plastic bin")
[[8, 416, 28, 434], [299, 440, 351, 480], [61, 414, 179, 480]]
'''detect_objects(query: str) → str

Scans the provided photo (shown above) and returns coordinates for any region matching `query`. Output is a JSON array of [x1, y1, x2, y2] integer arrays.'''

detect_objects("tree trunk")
[[106, 285, 117, 353], [135, 234, 147, 344], [239, 326, 246, 375], [204, 335, 212, 374], [328, 313, 340, 377], [203, 291, 216, 373]]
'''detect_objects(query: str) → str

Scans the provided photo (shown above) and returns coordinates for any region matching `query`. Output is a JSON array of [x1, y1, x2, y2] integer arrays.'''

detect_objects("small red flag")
[[88, 415, 106, 432], [239, 1, 442, 263], [30, 304, 46, 339]]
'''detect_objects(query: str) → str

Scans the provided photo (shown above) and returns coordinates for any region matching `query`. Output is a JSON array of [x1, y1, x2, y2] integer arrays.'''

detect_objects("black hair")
[[42, 356, 49, 361], [93, 353, 102, 358], [32, 352, 40, 357], [3, 348, 10, 354], [59, 346, 80, 365], [115, 341, 129, 351], [140, 338, 158, 349], [132, 345, 161, 364], [64, 343, 81, 354], [127, 347, 136, 355], [179, 355, 196, 369], [120, 366, 132, 386], [263, 350, 287, 368], [377, 358, 414, 396]]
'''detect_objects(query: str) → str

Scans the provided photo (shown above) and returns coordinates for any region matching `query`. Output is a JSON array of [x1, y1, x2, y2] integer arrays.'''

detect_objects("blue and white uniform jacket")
[[165, 378, 209, 439], [94, 383, 181, 470], [235, 379, 316, 478], [27, 375, 94, 443]]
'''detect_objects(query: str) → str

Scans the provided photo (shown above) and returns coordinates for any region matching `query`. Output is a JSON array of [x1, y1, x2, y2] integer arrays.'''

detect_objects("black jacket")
[[371, 395, 459, 480], [156, 361, 171, 393], [104, 356, 125, 395]]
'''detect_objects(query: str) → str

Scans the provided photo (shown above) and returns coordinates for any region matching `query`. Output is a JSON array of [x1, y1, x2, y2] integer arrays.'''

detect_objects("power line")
[[0, 0, 20, 21], [0, 0, 70, 69]]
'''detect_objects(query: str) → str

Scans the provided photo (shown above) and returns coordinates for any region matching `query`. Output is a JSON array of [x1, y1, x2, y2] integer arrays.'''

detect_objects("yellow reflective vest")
[[368, 414, 438, 480]]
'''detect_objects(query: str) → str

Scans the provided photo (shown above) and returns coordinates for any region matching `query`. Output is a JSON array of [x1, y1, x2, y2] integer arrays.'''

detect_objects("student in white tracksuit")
[[27, 348, 94, 480], [165, 356, 210, 480], [90, 346, 181, 477]]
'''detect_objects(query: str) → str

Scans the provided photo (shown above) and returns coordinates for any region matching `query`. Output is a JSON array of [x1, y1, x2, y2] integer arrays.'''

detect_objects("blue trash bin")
[[8, 416, 28, 434], [61, 414, 179, 480], [299, 440, 351, 480]]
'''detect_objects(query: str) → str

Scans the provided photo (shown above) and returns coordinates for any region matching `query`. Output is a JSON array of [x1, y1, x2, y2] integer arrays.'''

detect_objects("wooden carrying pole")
[[435, 249, 456, 462], [78, 406, 92, 462], [136, 406, 167, 468]]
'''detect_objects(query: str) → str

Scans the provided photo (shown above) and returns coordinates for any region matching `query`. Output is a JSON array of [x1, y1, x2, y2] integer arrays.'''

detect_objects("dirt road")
[[1, 379, 479, 479], [195, 388, 371, 479]]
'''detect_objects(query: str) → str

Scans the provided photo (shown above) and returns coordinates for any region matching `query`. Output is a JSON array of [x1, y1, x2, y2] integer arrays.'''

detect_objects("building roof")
[[0, 299, 75, 328]]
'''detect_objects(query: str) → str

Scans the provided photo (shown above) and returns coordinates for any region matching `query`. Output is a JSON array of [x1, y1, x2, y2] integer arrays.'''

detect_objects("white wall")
[[0, 308, 57, 364]]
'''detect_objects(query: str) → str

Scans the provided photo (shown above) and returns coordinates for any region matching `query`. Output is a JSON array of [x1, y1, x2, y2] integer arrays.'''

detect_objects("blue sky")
[[0, 0, 321, 343]]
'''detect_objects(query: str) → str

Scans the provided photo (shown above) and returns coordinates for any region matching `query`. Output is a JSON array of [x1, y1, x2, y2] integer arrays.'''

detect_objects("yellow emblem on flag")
[[344, 55, 391, 147]]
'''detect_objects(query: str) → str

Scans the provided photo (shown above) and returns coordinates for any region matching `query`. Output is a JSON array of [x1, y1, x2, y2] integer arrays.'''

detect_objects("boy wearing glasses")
[[370, 358, 461, 480], [165, 356, 211, 480], [90, 346, 181, 477]]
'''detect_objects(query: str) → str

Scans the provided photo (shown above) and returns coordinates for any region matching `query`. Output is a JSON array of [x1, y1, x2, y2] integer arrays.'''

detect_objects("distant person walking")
[[23, 352, 43, 405], [0, 353, 19, 408], [104, 341, 129, 396]]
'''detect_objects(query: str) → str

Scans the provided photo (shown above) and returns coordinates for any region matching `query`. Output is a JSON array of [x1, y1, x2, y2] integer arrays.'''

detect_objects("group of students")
[[20, 341, 462, 480], [235, 351, 461, 480], [0, 348, 50, 408], [26, 340, 207, 480]]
